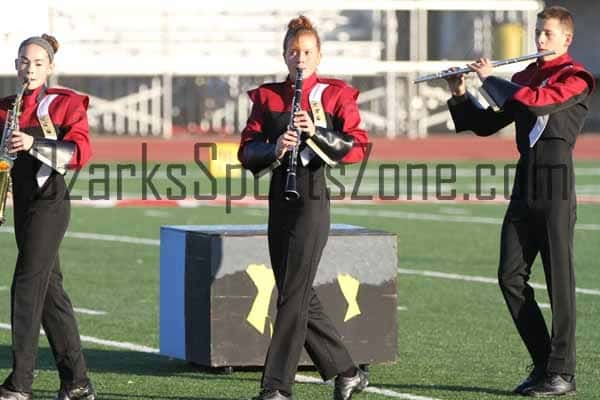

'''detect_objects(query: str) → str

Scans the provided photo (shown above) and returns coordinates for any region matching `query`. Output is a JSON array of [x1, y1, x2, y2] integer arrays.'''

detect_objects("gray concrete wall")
[[545, 0, 600, 75]]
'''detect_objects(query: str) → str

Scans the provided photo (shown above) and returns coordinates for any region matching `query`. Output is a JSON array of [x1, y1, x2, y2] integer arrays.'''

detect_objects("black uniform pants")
[[262, 174, 354, 394], [5, 198, 88, 392], [498, 199, 576, 376]]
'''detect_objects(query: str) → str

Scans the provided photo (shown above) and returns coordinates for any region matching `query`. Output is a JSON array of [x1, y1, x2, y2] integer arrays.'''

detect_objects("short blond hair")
[[537, 6, 574, 34]]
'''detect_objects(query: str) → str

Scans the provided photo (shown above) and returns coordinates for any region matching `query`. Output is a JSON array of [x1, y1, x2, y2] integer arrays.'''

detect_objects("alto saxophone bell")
[[0, 79, 29, 225], [0, 160, 11, 225]]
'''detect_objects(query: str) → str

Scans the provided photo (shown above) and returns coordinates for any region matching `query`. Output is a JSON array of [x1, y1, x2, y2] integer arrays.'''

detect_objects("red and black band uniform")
[[0, 85, 92, 392], [238, 73, 368, 394], [447, 53, 595, 376]]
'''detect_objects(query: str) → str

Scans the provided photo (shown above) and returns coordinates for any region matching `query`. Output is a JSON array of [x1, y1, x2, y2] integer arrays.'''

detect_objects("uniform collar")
[[286, 72, 318, 93], [22, 85, 46, 107], [537, 52, 572, 70]]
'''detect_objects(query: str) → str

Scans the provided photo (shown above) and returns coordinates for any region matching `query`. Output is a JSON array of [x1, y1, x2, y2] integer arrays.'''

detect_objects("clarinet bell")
[[284, 173, 300, 201]]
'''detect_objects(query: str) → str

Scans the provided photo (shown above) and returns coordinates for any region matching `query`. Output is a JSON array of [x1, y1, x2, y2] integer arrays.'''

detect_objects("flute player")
[[443, 6, 594, 397]]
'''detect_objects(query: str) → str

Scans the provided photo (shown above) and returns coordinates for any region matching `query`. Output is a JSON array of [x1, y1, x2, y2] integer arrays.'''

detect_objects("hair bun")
[[287, 15, 314, 31], [41, 33, 60, 54]]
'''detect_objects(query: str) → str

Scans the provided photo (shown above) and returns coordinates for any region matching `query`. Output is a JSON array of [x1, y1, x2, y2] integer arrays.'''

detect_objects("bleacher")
[[0, 1, 546, 137], [43, 7, 382, 75]]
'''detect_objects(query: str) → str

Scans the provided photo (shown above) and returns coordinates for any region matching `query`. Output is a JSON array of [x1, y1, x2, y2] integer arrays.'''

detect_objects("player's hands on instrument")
[[444, 67, 466, 97], [9, 130, 34, 153], [275, 129, 299, 159], [468, 57, 493, 82], [293, 111, 316, 137]]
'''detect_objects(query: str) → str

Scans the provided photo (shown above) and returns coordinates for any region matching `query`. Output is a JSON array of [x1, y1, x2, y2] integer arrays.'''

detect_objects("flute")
[[413, 50, 555, 84]]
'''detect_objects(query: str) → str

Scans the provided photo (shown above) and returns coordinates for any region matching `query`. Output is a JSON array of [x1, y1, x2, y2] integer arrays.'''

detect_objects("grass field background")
[[1, 160, 599, 400]]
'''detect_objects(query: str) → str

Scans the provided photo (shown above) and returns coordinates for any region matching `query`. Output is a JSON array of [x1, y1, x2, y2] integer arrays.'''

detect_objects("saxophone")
[[0, 79, 29, 225]]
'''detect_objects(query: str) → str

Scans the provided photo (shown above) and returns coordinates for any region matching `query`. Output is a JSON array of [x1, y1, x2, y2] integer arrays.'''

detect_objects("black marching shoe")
[[513, 366, 546, 395], [55, 382, 96, 400], [0, 385, 32, 400], [526, 374, 575, 397], [251, 389, 292, 400], [333, 368, 369, 400]]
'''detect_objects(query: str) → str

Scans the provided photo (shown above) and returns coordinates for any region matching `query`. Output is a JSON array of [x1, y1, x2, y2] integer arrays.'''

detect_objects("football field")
[[1, 161, 599, 400]]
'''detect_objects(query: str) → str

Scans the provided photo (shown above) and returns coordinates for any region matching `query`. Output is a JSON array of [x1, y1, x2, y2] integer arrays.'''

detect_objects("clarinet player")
[[238, 15, 369, 400]]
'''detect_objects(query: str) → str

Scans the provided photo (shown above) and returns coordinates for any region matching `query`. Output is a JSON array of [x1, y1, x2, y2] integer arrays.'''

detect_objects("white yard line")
[[331, 208, 600, 231], [398, 268, 600, 296], [74, 308, 107, 316], [333, 208, 501, 224], [64, 231, 160, 246], [0, 296, 104, 315], [0, 323, 441, 400], [76, 335, 159, 354], [0, 227, 160, 246], [294, 373, 441, 400], [397, 306, 408, 311], [3, 209, 598, 240], [0, 322, 158, 354]]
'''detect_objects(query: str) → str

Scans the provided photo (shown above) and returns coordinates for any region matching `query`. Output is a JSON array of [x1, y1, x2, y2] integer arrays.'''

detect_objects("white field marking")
[[0, 208, 592, 259], [538, 303, 551, 309], [330, 167, 600, 179], [247, 207, 600, 232], [398, 268, 600, 296], [77, 335, 159, 354], [0, 323, 439, 400], [0, 227, 160, 246], [438, 207, 470, 215], [333, 208, 501, 224], [294, 373, 440, 400], [576, 224, 600, 231], [331, 207, 600, 231], [397, 306, 408, 311], [143, 210, 172, 218], [74, 307, 107, 316], [0, 322, 159, 354]]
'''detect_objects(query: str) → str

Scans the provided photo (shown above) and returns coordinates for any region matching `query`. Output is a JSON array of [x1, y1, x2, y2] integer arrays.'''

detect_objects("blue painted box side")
[[159, 228, 187, 359]]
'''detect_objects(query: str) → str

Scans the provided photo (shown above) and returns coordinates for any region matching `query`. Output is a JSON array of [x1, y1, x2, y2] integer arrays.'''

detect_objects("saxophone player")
[[238, 16, 369, 400], [0, 34, 96, 400]]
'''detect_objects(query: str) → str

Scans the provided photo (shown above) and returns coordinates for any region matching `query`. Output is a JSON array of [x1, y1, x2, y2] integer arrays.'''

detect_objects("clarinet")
[[283, 67, 303, 201]]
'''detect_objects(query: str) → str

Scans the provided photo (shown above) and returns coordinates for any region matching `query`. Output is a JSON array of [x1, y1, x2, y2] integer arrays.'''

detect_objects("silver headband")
[[19, 37, 55, 61]]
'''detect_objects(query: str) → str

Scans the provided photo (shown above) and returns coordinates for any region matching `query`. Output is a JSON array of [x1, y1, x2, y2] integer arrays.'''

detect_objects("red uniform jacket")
[[0, 85, 92, 204], [448, 53, 595, 207], [0, 85, 92, 169], [238, 73, 368, 174]]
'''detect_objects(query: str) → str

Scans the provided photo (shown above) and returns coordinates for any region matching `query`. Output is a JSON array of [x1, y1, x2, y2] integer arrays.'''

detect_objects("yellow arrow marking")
[[246, 264, 276, 335], [337, 274, 361, 322]]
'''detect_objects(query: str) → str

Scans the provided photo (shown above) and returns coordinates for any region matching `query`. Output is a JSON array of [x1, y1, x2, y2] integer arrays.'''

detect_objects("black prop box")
[[160, 224, 397, 367]]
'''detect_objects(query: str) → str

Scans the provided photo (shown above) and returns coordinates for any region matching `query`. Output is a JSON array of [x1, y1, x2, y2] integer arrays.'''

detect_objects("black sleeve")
[[447, 92, 514, 136], [307, 127, 355, 162], [239, 140, 278, 176]]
